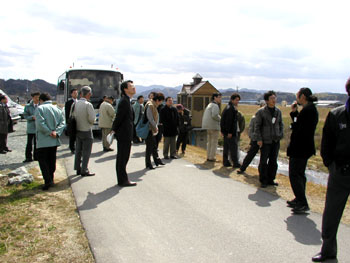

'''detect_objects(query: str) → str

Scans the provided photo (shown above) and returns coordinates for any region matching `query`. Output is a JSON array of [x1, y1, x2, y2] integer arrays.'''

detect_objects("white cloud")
[[1, 0, 350, 93]]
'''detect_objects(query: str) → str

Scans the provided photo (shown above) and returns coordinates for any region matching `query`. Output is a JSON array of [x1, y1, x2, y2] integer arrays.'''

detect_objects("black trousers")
[[37, 146, 57, 186], [25, 133, 37, 160], [223, 135, 239, 166], [176, 132, 188, 152], [240, 140, 259, 171], [116, 140, 131, 185], [145, 130, 160, 166], [321, 162, 350, 257], [69, 134, 76, 152], [0, 133, 7, 151], [258, 141, 280, 184], [289, 157, 309, 206]]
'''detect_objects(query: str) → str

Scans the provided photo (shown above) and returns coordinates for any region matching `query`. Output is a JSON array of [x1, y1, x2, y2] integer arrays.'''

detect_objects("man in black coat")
[[65, 88, 78, 153], [220, 93, 241, 167], [112, 80, 137, 187], [286, 88, 318, 214], [312, 78, 350, 262], [160, 97, 179, 159]]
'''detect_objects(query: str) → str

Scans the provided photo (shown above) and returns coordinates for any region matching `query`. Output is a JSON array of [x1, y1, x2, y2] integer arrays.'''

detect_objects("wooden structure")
[[177, 74, 219, 128]]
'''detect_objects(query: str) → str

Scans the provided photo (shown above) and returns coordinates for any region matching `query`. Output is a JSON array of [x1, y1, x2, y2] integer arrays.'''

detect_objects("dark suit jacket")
[[160, 105, 178, 137], [220, 102, 238, 136], [112, 95, 134, 141], [287, 103, 318, 159], [65, 99, 75, 121]]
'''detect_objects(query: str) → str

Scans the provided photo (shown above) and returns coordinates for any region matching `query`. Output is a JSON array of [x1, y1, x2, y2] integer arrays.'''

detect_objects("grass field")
[[224, 104, 331, 173]]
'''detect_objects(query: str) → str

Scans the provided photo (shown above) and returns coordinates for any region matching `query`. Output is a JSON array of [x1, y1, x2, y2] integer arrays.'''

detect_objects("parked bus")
[[57, 67, 124, 130]]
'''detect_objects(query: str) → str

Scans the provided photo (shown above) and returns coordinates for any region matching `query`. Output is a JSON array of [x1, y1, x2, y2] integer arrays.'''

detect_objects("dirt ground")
[[0, 159, 94, 263], [180, 144, 350, 225]]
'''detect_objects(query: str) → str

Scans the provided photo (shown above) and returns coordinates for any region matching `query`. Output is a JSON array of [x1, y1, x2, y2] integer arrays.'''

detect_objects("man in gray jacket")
[[23, 92, 40, 162], [254, 91, 284, 188], [72, 86, 96, 177], [202, 93, 222, 162]]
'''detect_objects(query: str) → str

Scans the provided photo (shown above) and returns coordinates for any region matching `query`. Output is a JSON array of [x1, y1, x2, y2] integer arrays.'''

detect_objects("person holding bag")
[[144, 92, 165, 169]]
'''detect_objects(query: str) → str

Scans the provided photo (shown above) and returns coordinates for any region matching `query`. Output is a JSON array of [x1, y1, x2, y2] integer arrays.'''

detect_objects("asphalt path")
[[62, 139, 350, 263]]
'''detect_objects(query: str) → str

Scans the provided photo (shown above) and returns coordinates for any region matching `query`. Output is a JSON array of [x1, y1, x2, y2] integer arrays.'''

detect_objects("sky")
[[1, 0, 350, 93]]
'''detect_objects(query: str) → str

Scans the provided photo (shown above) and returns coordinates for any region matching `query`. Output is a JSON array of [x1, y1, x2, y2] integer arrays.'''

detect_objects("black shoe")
[[118, 181, 137, 187], [292, 205, 310, 214], [5, 148, 12, 152], [42, 184, 50, 191], [81, 172, 95, 177], [146, 164, 155, 169], [170, 156, 178, 159], [237, 169, 245, 174], [233, 164, 241, 168], [268, 181, 279, 186], [0, 150, 7, 154], [286, 199, 298, 208], [312, 252, 336, 262], [164, 156, 169, 159], [155, 160, 165, 166], [23, 159, 33, 163], [223, 162, 232, 167]]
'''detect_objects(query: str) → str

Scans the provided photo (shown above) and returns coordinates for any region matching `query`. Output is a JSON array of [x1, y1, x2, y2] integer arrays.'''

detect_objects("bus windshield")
[[67, 70, 122, 108]]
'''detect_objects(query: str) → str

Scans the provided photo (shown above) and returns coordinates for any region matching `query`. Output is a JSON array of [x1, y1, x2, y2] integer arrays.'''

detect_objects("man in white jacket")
[[202, 93, 222, 161], [99, 96, 115, 151]]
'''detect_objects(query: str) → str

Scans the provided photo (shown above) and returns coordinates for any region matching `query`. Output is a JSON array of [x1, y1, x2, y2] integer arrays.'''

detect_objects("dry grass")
[[0, 160, 94, 263], [180, 144, 350, 225]]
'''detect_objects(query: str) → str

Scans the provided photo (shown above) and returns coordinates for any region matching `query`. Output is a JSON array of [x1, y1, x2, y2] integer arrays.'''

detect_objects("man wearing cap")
[[312, 78, 350, 262], [99, 96, 115, 151]]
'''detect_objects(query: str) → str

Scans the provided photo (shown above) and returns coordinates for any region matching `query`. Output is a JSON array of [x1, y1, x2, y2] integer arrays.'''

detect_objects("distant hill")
[[135, 85, 182, 99], [0, 79, 347, 105], [219, 89, 348, 104], [0, 79, 57, 102]]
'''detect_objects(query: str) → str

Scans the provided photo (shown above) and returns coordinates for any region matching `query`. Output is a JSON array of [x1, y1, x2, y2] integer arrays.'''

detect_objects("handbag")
[[106, 132, 114, 145], [66, 103, 77, 137], [136, 115, 149, 139], [136, 105, 149, 139]]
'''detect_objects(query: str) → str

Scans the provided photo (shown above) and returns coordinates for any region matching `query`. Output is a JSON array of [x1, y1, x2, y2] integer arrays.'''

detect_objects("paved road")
[[62, 139, 349, 263]]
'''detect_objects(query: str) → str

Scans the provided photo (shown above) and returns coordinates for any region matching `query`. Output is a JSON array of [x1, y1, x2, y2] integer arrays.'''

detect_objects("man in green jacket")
[[35, 93, 65, 190], [23, 92, 40, 162]]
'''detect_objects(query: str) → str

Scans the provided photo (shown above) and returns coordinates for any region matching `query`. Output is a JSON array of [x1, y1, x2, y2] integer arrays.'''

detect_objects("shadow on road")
[[284, 215, 322, 245], [248, 188, 279, 207], [95, 155, 116, 163], [78, 185, 120, 211]]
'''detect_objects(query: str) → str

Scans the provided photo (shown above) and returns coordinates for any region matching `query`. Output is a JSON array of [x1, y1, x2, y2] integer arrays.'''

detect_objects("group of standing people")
[[3, 76, 350, 262], [201, 81, 350, 262]]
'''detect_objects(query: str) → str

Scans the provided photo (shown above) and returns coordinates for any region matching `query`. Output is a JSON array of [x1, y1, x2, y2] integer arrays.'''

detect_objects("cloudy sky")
[[1, 0, 350, 93]]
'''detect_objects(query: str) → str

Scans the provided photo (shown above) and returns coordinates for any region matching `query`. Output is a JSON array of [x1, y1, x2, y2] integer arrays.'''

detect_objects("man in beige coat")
[[202, 93, 222, 161], [99, 96, 115, 151]]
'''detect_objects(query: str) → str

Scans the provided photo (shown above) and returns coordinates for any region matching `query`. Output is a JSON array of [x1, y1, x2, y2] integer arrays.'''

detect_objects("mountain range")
[[0, 79, 348, 104]]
